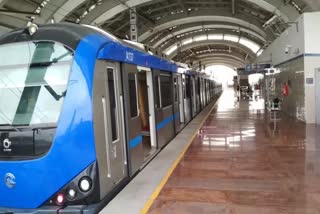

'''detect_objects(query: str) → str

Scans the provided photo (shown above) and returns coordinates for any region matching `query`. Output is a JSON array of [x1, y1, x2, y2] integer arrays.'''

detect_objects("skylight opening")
[[182, 38, 193, 45], [194, 35, 207, 41], [257, 49, 263, 56], [224, 35, 239, 43], [165, 45, 178, 55], [239, 38, 260, 53], [208, 34, 223, 40], [164, 34, 261, 56]]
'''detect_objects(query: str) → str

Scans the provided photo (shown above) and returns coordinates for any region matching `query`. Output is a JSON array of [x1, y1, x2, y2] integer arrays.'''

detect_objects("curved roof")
[[0, 0, 318, 69]]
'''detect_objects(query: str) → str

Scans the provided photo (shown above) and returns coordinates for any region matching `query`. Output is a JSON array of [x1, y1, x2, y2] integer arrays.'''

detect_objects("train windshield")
[[0, 41, 73, 128]]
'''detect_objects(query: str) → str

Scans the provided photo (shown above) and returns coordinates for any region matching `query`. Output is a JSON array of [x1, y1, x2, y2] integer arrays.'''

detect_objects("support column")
[[130, 7, 138, 42]]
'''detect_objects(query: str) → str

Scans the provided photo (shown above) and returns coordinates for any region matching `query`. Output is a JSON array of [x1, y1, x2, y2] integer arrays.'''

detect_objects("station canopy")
[[0, 0, 318, 70]]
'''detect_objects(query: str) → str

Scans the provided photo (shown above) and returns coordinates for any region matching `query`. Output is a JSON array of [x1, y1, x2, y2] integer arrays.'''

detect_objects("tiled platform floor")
[[148, 89, 320, 214]]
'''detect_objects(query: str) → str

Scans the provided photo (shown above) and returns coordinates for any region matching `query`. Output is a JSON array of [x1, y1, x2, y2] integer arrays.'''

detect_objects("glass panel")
[[128, 73, 138, 117], [208, 34, 223, 40], [224, 34, 239, 43], [182, 38, 192, 45], [154, 75, 160, 108], [165, 45, 177, 55], [239, 38, 260, 53], [194, 35, 207, 41], [186, 77, 191, 99], [257, 49, 263, 56], [107, 68, 118, 142], [0, 41, 72, 126], [160, 74, 172, 107], [174, 77, 178, 102], [190, 78, 194, 98], [182, 77, 186, 99], [0, 41, 73, 159]]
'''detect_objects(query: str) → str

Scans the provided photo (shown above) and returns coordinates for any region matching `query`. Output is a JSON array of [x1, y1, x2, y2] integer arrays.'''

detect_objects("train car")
[[0, 23, 221, 213]]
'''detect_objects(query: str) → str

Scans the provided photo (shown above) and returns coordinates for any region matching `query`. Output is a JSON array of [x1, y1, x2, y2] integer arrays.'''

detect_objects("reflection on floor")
[[148, 88, 320, 214]]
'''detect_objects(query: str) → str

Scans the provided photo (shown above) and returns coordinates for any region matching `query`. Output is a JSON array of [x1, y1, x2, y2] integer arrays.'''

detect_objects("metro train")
[[0, 23, 222, 213]]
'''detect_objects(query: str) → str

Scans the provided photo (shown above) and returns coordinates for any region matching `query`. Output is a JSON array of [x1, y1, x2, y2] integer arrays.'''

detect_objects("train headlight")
[[79, 177, 92, 192], [56, 193, 65, 205], [67, 188, 77, 200]]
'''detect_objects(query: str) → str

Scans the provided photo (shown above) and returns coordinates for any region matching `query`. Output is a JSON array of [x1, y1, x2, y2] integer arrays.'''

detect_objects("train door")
[[153, 70, 175, 148], [173, 73, 181, 133], [122, 64, 158, 176], [122, 64, 142, 175], [137, 66, 157, 161], [93, 61, 127, 196]]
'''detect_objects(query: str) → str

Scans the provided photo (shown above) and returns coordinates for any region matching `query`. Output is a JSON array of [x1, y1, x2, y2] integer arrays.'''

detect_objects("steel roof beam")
[[0, 9, 39, 16], [204, 62, 241, 69], [177, 0, 186, 12], [138, 15, 267, 42], [43, 0, 299, 27], [176, 47, 248, 61], [232, 0, 236, 15], [196, 57, 244, 65], [194, 58, 244, 68], [0, 0, 8, 7], [88, 0, 295, 25], [199, 59, 244, 67], [167, 40, 256, 60], [157, 29, 265, 52], [0, 13, 28, 28], [150, 24, 267, 48], [180, 53, 245, 64], [53, 0, 86, 23], [302, 0, 320, 11]]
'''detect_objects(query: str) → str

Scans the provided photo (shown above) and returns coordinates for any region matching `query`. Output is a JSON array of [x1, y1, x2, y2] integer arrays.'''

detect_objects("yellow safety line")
[[140, 102, 217, 214]]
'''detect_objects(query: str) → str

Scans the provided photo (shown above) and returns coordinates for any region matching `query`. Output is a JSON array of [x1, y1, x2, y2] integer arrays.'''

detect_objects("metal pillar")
[[130, 7, 137, 42]]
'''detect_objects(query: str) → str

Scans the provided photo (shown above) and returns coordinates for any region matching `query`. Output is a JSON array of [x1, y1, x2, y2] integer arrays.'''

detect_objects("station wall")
[[273, 58, 305, 121], [257, 12, 320, 124]]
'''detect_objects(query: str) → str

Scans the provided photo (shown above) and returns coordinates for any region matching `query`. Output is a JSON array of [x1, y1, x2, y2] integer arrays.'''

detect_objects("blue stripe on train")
[[129, 112, 180, 149], [156, 112, 179, 131], [129, 135, 143, 149], [156, 115, 175, 130]]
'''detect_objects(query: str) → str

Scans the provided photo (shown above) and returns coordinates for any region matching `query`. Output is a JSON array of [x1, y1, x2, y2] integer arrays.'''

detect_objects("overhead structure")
[[0, 0, 317, 69]]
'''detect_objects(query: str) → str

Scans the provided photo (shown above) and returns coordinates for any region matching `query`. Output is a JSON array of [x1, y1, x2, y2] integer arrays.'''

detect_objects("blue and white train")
[[0, 23, 222, 213]]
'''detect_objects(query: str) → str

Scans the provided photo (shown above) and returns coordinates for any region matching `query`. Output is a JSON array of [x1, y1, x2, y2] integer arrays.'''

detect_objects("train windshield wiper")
[[30, 51, 72, 68]]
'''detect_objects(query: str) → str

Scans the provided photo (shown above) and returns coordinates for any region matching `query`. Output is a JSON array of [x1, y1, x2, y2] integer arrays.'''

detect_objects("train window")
[[160, 74, 172, 107], [154, 76, 160, 108], [185, 77, 191, 99], [107, 68, 118, 142], [182, 77, 186, 99], [128, 73, 138, 117], [173, 77, 178, 102], [190, 78, 194, 98], [0, 41, 73, 158]]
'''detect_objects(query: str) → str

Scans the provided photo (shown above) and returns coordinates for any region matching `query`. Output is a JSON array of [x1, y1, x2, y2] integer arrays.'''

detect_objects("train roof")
[[0, 23, 218, 79], [0, 23, 92, 50], [0, 23, 182, 73]]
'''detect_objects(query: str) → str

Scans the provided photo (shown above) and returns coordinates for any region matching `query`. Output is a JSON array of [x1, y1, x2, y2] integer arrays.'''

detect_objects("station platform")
[[101, 88, 320, 214]]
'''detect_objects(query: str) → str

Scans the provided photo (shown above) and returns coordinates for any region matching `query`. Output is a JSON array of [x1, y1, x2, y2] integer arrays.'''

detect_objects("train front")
[[0, 24, 102, 212]]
